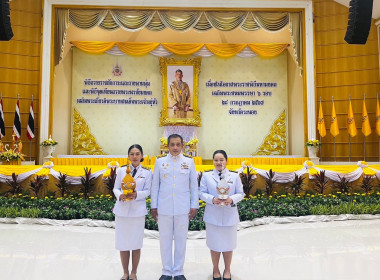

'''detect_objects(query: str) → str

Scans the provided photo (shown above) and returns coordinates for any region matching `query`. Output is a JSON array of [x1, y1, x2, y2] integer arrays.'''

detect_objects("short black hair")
[[128, 144, 144, 162], [175, 69, 183, 75], [168, 134, 183, 144], [213, 150, 228, 161]]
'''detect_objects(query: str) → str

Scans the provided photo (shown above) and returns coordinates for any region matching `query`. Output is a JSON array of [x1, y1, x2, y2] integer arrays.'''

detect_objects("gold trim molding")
[[159, 57, 202, 126], [72, 108, 106, 155], [254, 110, 287, 155]]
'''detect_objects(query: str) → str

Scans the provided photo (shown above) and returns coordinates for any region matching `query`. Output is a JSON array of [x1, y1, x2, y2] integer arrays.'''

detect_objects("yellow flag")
[[362, 99, 371, 136], [318, 101, 326, 137], [347, 100, 357, 137], [376, 98, 380, 136], [330, 101, 339, 137]]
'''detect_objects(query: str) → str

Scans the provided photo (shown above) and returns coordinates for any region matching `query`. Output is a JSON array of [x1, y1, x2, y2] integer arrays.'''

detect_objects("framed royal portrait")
[[159, 57, 202, 126]]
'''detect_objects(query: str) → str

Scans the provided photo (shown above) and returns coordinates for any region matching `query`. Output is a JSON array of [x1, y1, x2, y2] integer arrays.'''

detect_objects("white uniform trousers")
[[158, 214, 189, 276]]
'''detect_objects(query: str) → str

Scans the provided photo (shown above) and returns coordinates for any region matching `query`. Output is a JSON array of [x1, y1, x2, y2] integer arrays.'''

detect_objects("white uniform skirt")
[[115, 216, 145, 251], [205, 222, 237, 252]]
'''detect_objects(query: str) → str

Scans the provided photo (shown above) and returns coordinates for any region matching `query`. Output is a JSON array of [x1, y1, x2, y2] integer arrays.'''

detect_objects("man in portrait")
[[168, 69, 191, 118]]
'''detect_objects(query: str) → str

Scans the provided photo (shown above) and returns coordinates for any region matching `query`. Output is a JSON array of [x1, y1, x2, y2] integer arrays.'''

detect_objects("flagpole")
[[376, 93, 380, 161], [319, 97, 322, 161], [332, 96, 336, 162], [348, 95, 351, 162], [29, 95, 33, 161], [364, 93, 366, 161]]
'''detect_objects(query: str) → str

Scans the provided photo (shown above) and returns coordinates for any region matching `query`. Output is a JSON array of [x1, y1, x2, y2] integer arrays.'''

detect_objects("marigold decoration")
[[107, 161, 119, 169], [305, 139, 321, 147], [357, 161, 376, 176], [35, 168, 50, 179], [187, 137, 199, 146], [0, 150, 22, 162], [40, 136, 58, 146], [43, 161, 54, 168], [357, 161, 368, 168], [103, 161, 119, 178], [121, 163, 136, 200], [160, 137, 168, 146], [303, 160, 318, 176]]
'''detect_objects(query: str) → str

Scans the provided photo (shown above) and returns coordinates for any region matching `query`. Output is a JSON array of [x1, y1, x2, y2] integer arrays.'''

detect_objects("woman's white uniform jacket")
[[113, 164, 152, 217], [199, 169, 245, 227]]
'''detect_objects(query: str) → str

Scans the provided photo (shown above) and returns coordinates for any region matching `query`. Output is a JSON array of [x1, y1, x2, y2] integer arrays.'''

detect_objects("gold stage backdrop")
[[71, 48, 288, 156]]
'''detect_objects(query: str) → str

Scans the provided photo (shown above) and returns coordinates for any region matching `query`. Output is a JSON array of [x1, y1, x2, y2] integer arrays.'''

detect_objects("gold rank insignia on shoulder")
[[229, 170, 238, 173], [182, 153, 192, 158], [203, 169, 213, 172], [156, 154, 167, 158], [141, 166, 151, 170]]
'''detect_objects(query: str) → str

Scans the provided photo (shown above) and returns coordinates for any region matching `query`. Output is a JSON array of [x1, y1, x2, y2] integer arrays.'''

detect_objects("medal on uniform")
[[121, 162, 136, 201]]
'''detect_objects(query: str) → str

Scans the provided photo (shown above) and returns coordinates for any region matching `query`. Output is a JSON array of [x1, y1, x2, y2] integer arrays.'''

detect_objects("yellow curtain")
[[117, 42, 160, 55], [205, 43, 247, 58], [71, 41, 288, 58], [162, 43, 204, 55], [71, 41, 116, 54], [248, 43, 289, 58]]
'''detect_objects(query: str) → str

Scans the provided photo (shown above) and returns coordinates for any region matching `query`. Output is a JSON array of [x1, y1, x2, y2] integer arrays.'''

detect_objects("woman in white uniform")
[[199, 150, 245, 280], [113, 144, 152, 280]]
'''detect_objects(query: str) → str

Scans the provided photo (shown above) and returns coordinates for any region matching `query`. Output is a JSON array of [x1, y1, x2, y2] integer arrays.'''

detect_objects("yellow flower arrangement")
[[187, 137, 199, 146], [41, 137, 58, 146], [0, 150, 22, 162], [160, 137, 168, 146], [305, 139, 321, 147]]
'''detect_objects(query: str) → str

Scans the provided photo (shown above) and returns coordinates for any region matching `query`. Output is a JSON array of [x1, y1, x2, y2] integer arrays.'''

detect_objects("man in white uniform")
[[151, 134, 199, 280]]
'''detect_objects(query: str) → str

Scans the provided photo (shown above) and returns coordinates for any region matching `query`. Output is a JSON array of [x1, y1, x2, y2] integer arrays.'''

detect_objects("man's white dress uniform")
[[113, 164, 152, 251], [151, 153, 199, 279]]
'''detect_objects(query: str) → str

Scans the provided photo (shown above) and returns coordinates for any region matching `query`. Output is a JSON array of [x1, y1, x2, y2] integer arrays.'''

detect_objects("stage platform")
[[1, 219, 380, 280]]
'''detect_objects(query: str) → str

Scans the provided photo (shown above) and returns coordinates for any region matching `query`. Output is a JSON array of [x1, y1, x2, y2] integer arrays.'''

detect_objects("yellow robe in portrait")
[[169, 80, 191, 118]]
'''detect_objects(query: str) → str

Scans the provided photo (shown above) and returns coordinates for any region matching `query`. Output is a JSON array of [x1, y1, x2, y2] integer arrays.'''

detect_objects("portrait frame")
[[159, 57, 202, 126]]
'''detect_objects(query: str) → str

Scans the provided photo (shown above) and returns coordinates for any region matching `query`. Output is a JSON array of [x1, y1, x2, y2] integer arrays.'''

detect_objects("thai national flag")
[[0, 98, 5, 139], [27, 100, 35, 140], [13, 100, 21, 140]]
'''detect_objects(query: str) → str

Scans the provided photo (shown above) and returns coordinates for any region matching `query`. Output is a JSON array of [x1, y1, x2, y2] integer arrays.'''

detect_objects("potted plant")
[[40, 136, 58, 158], [305, 139, 321, 158]]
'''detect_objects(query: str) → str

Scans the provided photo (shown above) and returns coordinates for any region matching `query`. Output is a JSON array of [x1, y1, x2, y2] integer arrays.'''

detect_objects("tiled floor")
[[1, 219, 380, 280]]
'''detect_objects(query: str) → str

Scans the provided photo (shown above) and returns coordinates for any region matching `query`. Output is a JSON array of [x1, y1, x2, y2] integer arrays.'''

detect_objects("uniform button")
[[174, 167, 176, 170], [174, 176, 176, 179], [173, 184, 176, 187], [173, 194, 176, 197]]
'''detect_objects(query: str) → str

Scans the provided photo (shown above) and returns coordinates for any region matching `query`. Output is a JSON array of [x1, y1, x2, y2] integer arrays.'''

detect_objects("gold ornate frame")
[[159, 57, 202, 126]]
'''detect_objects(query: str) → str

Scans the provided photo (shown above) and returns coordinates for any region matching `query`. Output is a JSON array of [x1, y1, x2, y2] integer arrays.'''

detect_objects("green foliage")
[[104, 168, 117, 199], [264, 169, 277, 196], [80, 167, 95, 199], [361, 175, 374, 194], [240, 167, 256, 196], [29, 175, 45, 198], [286, 174, 305, 195], [4, 173, 22, 197], [1, 192, 380, 230], [333, 175, 352, 194], [56, 172, 70, 198], [313, 170, 328, 194]]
